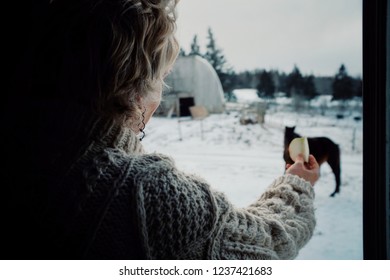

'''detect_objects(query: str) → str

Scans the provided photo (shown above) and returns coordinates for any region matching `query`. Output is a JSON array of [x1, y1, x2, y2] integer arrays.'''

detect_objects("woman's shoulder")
[[134, 152, 176, 166], [93, 147, 175, 168], [87, 148, 178, 182]]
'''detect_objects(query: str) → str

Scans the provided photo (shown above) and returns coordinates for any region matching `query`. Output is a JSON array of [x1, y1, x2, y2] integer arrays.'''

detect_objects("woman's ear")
[[136, 94, 144, 107]]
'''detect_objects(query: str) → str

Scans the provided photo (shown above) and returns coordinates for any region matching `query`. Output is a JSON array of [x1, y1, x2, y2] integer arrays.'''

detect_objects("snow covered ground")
[[142, 91, 363, 260]]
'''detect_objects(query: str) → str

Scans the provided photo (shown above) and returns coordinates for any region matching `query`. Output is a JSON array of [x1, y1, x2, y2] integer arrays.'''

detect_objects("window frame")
[[362, 0, 390, 260]]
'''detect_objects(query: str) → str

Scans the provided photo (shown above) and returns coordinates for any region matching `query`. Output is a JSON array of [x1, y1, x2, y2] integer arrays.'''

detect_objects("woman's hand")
[[285, 154, 320, 186]]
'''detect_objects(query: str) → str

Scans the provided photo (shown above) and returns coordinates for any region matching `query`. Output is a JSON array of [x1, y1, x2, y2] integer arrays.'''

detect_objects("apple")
[[289, 137, 310, 163]]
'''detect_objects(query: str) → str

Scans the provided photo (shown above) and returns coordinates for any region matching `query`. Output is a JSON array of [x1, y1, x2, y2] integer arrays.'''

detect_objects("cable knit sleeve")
[[132, 154, 316, 260], [215, 175, 316, 260]]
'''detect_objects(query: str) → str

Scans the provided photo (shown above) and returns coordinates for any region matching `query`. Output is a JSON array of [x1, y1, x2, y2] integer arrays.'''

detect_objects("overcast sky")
[[175, 0, 362, 77]]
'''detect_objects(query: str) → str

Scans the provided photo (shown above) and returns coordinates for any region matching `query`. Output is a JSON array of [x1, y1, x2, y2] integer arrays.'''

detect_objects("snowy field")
[[143, 93, 363, 260]]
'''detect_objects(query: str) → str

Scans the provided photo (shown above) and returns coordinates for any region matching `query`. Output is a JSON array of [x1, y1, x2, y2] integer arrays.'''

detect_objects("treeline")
[[180, 28, 362, 102]]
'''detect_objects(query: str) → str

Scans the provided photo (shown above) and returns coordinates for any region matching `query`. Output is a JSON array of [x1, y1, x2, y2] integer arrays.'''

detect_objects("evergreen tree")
[[355, 77, 363, 97], [179, 47, 186, 57], [256, 70, 275, 98], [276, 72, 288, 94], [221, 71, 237, 101], [236, 71, 255, 88], [332, 64, 354, 100], [189, 34, 201, 56], [302, 75, 318, 100], [284, 65, 304, 97], [204, 27, 232, 92], [204, 28, 228, 73]]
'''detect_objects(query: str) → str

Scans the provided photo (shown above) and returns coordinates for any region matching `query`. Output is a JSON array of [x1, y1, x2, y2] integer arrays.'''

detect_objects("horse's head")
[[285, 126, 296, 136], [284, 126, 298, 144]]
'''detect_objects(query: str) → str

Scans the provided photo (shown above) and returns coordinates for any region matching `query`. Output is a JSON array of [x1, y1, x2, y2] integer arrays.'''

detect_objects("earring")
[[138, 107, 146, 141]]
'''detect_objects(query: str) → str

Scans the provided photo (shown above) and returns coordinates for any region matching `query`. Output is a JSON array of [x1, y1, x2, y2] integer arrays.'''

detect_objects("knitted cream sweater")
[[47, 117, 316, 260]]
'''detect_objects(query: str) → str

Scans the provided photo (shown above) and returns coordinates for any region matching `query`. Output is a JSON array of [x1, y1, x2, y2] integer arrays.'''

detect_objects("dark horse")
[[284, 126, 341, 197]]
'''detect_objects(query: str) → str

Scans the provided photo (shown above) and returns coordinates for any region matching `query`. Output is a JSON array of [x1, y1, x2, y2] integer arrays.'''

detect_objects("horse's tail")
[[328, 142, 341, 196]]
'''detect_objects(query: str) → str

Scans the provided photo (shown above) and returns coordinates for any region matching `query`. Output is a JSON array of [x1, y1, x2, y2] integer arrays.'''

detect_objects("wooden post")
[[189, 105, 209, 140]]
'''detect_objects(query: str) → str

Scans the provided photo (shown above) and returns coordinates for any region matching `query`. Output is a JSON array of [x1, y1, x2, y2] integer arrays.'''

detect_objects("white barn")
[[157, 55, 225, 117]]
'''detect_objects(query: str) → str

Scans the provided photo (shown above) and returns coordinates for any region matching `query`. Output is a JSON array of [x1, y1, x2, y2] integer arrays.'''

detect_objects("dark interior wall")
[[4, 1, 50, 106], [386, 0, 390, 260], [362, 0, 390, 260]]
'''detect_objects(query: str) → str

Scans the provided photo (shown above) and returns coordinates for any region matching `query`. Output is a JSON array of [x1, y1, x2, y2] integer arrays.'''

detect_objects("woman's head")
[[102, 0, 180, 127], [36, 0, 179, 127]]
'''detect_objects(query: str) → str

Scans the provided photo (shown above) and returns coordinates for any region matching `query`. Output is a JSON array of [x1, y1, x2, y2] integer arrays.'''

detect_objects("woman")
[[4, 0, 319, 259]]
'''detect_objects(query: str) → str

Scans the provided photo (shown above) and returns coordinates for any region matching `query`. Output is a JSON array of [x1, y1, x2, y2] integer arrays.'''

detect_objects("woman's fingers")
[[306, 154, 319, 170], [285, 154, 320, 186]]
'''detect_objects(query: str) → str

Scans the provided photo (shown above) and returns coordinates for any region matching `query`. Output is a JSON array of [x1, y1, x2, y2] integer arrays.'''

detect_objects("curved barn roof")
[[164, 55, 225, 113]]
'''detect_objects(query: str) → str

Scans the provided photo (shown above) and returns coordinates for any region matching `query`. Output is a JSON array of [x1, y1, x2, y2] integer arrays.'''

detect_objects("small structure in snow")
[[232, 89, 267, 125]]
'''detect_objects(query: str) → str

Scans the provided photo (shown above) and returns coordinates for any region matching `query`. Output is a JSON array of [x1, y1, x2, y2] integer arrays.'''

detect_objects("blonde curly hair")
[[38, 0, 180, 124]]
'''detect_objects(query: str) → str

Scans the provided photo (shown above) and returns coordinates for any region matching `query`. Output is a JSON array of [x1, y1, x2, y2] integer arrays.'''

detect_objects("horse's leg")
[[327, 145, 341, 197]]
